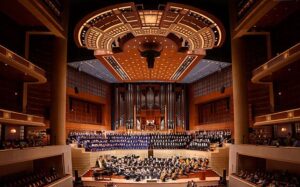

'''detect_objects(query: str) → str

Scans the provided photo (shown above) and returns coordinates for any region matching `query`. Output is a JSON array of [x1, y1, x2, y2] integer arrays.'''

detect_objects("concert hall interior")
[[0, 0, 300, 187]]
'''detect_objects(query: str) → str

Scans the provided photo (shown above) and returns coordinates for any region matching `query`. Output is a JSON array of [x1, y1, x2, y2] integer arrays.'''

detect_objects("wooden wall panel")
[[66, 68, 111, 132], [191, 122, 233, 131], [189, 84, 233, 131], [198, 97, 232, 124], [27, 83, 51, 118], [67, 68, 108, 98], [189, 66, 271, 132], [248, 83, 271, 119], [66, 122, 110, 135], [193, 67, 232, 98], [189, 66, 233, 131], [66, 98, 102, 125], [26, 35, 55, 118]]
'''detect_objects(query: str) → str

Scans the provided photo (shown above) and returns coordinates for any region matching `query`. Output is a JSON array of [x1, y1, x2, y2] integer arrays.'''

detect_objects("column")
[[231, 38, 249, 144], [50, 37, 67, 145]]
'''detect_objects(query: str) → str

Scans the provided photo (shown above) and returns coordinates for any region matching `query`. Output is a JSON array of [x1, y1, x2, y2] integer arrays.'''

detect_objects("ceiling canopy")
[[74, 2, 225, 82]]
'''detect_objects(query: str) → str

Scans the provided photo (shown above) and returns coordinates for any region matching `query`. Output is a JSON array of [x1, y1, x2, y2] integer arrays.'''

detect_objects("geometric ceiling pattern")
[[181, 59, 231, 83], [68, 58, 231, 84], [74, 2, 225, 82]]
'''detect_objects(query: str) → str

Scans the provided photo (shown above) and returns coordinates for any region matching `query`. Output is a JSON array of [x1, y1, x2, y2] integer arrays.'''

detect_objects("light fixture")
[[281, 127, 287, 132], [10, 128, 17, 134]]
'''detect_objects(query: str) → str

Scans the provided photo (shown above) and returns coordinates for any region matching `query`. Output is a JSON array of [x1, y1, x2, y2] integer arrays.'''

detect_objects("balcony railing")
[[252, 43, 300, 84]]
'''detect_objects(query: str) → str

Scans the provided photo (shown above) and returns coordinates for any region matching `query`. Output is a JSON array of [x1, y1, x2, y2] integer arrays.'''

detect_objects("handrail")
[[254, 107, 300, 126], [0, 108, 46, 127], [0, 45, 47, 84], [252, 43, 300, 84]]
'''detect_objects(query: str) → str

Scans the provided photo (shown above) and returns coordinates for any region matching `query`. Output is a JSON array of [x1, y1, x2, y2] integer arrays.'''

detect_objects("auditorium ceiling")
[[68, 59, 230, 83], [69, 0, 231, 83]]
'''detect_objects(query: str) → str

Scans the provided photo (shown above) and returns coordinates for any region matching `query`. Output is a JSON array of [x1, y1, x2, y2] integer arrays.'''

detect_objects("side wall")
[[189, 67, 270, 132], [66, 67, 111, 133], [189, 67, 234, 131]]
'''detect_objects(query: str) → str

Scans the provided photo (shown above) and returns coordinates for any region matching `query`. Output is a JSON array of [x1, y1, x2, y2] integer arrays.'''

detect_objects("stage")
[[81, 169, 221, 187], [71, 145, 230, 177]]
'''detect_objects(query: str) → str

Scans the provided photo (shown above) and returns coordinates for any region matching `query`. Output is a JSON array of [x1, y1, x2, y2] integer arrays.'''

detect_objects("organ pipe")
[[113, 84, 186, 131]]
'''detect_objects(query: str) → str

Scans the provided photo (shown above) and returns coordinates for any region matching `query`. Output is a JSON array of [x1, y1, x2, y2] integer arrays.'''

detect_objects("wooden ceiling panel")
[[75, 2, 225, 82], [95, 35, 204, 82]]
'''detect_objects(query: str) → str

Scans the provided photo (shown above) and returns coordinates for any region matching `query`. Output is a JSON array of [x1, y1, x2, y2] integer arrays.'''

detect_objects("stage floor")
[[81, 169, 220, 187]]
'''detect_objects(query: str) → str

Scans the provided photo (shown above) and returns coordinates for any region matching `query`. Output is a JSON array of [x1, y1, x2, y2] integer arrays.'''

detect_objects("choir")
[[68, 130, 231, 152]]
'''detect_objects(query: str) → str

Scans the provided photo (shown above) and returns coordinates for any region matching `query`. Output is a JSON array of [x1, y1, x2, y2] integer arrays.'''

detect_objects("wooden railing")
[[254, 108, 300, 126], [252, 43, 300, 84], [0, 45, 47, 84], [0, 108, 45, 126]]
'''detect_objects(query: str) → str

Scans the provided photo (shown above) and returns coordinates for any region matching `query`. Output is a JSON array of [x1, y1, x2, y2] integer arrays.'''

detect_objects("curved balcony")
[[0, 108, 45, 127], [254, 108, 300, 126], [0, 45, 47, 84], [251, 43, 300, 84]]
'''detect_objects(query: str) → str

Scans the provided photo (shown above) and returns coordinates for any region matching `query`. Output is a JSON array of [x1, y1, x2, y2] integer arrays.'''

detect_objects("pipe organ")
[[113, 84, 187, 131]]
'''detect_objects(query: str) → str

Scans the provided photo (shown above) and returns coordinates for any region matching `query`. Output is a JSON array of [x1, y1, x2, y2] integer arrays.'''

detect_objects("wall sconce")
[[281, 127, 287, 132], [10, 128, 17, 134]]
